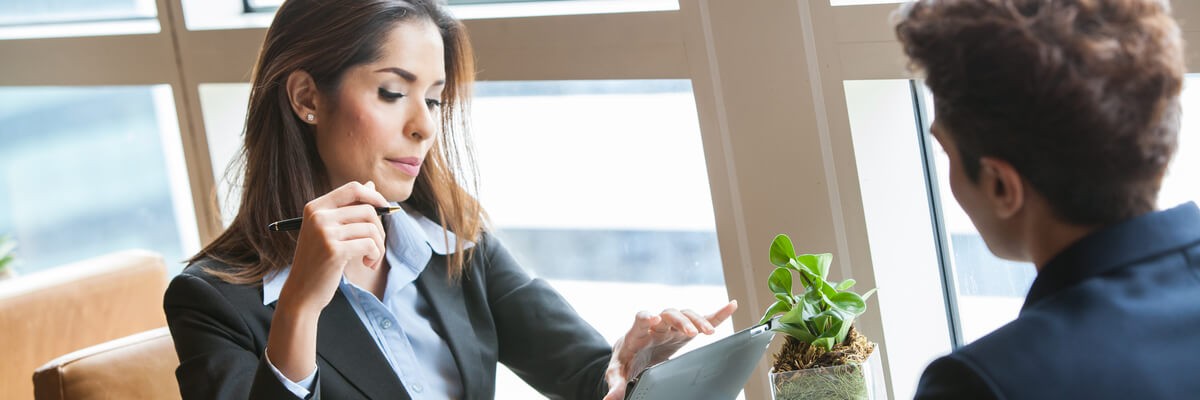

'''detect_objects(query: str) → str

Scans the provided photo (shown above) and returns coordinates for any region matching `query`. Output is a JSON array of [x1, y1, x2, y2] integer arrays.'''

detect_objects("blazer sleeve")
[[481, 237, 613, 400], [163, 271, 317, 400], [914, 354, 1001, 400]]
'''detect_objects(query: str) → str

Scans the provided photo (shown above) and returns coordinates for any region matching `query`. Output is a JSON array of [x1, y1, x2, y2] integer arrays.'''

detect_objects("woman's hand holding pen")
[[278, 181, 388, 314], [267, 181, 389, 382], [602, 300, 739, 400]]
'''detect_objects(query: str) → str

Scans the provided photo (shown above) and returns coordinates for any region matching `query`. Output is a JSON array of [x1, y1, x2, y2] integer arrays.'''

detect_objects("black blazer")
[[915, 203, 1200, 399], [164, 233, 612, 399]]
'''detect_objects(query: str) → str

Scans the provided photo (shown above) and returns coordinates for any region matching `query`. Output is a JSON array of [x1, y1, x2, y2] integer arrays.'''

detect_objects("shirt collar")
[[262, 202, 474, 305], [1022, 201, 1200, 312]]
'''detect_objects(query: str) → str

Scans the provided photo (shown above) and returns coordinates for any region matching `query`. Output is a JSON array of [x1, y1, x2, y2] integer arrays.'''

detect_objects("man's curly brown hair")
[[895, 0, 1185, 225]]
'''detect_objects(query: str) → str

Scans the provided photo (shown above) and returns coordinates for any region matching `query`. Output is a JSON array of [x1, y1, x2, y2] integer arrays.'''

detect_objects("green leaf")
[[835, 279, 856, 291], [798, 267, 838, 302], [803, 286, 826, 310], [772, 322, 818, 343], [815, 253, 833, 280], [862, 288, 878, 301], [829, 291, 867, 316], [779, 304, 808, 326], [774, 293, 790, 303], [800, 296, 821, 321], [794, 254, 821, 278], [811, 310, 843, 334], [832, 317, 852, 344], [769, 234, 796, 267], [758, 300, 791, 325], [0, 237, 15, 258], [812, 337, 836, 351], [768, 267, 792, 297]]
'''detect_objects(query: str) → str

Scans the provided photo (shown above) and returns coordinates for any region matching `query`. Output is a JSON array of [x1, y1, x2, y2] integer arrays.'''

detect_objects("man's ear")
[[285, 70, 320, 125], [978, 157, 1024, 219]]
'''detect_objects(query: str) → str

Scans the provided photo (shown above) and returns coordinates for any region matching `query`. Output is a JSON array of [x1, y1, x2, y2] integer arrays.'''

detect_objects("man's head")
[[896, 0, 1185, 260]]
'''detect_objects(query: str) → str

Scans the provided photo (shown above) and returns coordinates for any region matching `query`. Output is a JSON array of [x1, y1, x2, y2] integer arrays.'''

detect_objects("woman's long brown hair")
[[193, 0, 484, 284]]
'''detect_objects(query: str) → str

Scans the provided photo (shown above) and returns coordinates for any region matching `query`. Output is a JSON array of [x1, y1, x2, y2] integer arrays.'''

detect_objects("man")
[[895, 0, 1200, 398]]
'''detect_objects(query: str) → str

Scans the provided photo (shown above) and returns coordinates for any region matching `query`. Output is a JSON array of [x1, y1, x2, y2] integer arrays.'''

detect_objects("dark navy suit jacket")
[[915, 202, 1200, 399]]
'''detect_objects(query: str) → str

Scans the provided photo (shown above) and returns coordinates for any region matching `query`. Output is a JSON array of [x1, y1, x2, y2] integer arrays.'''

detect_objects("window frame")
[[911, 81, 966, 349]]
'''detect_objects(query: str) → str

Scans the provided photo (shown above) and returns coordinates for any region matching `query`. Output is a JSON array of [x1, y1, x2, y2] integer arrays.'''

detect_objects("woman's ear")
[[285, 70, 320, 125], [978, 157, 1025, 219]]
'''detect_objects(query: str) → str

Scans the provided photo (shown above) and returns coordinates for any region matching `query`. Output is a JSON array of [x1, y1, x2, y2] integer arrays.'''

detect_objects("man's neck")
[[1027, 219, 1099, 272]]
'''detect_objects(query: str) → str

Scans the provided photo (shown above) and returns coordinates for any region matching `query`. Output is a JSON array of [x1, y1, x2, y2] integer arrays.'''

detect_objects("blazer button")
[[381, 319, 393, 329]]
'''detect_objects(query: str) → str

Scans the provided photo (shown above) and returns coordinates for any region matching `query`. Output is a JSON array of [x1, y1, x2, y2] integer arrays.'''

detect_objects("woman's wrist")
[[267, 303, 320, 381]]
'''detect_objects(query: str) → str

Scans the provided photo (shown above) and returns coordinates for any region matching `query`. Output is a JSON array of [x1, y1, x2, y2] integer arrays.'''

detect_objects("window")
[[1159, 75, 1200, 210], [918, 74, 1200, 346], [242, 0, 282, 11], [843, 80, 953, 400], [830, 0, 905, 6], [469, 79, 729, 397], [0, 86, 198, 276], [0, 0, 156, 26], [242, 0, 677, 16], [197, 83, 252, 227], [0, 0, 159, 39]]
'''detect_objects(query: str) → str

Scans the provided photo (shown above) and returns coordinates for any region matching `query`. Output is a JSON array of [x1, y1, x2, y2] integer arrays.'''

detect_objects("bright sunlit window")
[[471, 79, 729, 398], [0, 0, 156, 26], [237, 0, 678, 21], [0, 86, 197, 276], [0, 0, 159, 39]]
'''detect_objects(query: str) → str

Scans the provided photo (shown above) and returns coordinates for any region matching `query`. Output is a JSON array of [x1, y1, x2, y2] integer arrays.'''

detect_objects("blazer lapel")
[[315, 290, 411, 399], [416, 257, 484, 399]]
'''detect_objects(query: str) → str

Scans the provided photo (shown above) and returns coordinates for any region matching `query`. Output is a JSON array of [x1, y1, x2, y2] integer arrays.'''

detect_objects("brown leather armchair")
[[33, 327, 180, 400], [0, 250, 169, 399]]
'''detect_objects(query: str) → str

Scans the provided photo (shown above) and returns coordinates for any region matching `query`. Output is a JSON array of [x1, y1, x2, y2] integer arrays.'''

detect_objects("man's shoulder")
[[915, 314, 1068, 399]]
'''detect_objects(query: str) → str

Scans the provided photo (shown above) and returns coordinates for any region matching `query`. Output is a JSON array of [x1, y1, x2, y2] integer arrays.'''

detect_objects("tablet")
[[624, 319, 775, 400]]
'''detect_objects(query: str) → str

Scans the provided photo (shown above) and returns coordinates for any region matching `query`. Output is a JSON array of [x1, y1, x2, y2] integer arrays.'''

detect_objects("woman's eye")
[[378, 88, 404, 101], [425, 99, 443, 109]]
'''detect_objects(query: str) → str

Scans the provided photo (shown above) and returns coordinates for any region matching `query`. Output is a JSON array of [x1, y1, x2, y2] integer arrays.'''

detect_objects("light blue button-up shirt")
[[262, 203, 470, 399]]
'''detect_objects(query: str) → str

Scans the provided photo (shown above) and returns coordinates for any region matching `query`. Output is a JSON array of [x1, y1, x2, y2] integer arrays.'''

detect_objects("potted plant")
[[0, 235, 16, 280], [760, 234, 885, 400]]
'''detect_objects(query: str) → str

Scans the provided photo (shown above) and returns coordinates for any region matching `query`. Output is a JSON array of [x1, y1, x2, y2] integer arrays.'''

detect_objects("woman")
[[163, 0, 737, 399]]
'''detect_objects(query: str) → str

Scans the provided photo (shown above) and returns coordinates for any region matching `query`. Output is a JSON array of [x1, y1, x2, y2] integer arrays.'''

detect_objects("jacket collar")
[[1022, 202, 1200, 312], [415, 254, 485, 398]]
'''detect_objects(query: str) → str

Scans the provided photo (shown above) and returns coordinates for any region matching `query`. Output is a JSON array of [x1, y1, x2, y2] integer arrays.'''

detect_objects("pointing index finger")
[[705, 300, 739, 327]]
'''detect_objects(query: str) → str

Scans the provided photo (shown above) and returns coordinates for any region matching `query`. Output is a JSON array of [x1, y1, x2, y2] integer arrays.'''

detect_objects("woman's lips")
[[387, 157, 422, 177]]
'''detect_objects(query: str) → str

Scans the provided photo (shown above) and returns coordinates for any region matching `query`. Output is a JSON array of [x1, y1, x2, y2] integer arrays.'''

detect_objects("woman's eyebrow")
[[375, 67, 446, 86]]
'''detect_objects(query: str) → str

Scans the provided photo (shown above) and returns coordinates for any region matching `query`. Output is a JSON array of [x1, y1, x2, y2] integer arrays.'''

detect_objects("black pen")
[[267, 206, 402, 232]]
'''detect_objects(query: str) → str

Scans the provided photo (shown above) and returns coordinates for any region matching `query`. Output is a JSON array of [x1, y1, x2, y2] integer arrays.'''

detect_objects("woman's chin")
[[380, 186, 415, 203]]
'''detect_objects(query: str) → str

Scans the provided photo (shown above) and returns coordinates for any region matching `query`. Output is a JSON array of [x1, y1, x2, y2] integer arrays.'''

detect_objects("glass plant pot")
[[770, 345, 886, 400]]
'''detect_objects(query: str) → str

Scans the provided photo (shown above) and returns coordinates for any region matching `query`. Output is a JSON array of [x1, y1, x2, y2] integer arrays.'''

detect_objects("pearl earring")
[[306, 113, 315, 122]]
